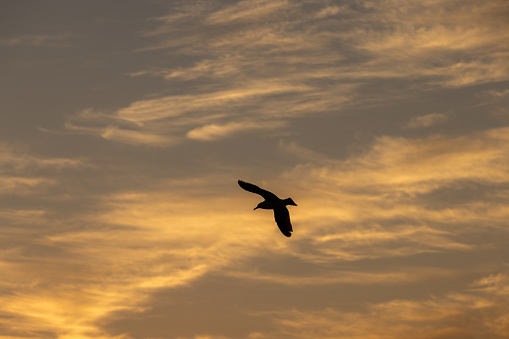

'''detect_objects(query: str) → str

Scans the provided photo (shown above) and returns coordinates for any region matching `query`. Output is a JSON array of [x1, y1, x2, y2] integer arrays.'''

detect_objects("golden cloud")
[[187, 121, 286, 141], [278, 126, 509, 263], [270, 273, 509, 338], [66, 0, 509, 146], [4, 123, 509, 337]]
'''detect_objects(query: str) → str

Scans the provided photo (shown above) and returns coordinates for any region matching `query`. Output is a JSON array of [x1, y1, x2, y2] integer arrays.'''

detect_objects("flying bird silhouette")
[[238, 180, 297, 237]]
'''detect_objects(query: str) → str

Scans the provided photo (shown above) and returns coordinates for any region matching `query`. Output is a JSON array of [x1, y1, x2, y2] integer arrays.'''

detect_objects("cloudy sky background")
[[1, 0, 509, 338]]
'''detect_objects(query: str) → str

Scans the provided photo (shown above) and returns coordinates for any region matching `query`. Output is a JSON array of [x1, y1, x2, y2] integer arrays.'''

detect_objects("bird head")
[[285, 198, 297, 206], [254, 202, 263, 210]]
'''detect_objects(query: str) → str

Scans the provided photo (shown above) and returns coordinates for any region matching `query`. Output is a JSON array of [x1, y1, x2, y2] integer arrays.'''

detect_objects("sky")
[[1, 0, 509, 338]]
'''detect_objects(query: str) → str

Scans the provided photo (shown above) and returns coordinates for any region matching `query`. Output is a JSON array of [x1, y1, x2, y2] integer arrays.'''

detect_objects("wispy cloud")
[[0, 142, 87, 194], [4, 123, 509, 337], [226, 266, 456, 286], [10, 1, 509, 337], [271, 272, 509, 338], [278, 125, 509, 263], [404, 113, 449, 129], [480, 88, 509, 97], [100, 125, 176, 146], [62, 0, 509, 146], [187, 120, 286, 141], [0, 33, 71, 47], [206, 0, 288, 24], [64, 81, 344, 146], [0, 143, 85, 170], [0, 175, 284, 338], [114, 82, 311, 124], [286, 126, 509, 193]]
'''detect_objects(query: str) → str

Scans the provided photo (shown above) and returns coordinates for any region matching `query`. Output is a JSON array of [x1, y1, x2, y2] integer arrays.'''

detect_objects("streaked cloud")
[[286, 126, 509, 193], [65, 81, 323, 146], [206, 0, 288, 24], [0, 142, 87, 194], [3, 123, 508, 338], [279, 125, 509, 264], [187, 120, 286, 141], [6, 123, 503, 337], [340, 0, 509, 87], [114, 82, 311, 124], [100, 125, 176, 147], [0, 208, 46, 224], [404, 113, 449, 129], [480, 88, 509, 97], [271, 273, 509, 339], [315, 5, 345, 19], [63, 0, 509, 146], [3, 0, 509, 338], [0, 169, 289, 337], [0, 143, 85, 170], [226, 266, 456, 286], [0, 34, 70, 47]]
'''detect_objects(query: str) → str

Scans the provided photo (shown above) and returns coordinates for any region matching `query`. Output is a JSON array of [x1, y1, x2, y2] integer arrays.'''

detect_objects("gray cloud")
[[0, 33, 71, 47], [404, 113, 449, 129], [0, 143, 87, 195], [63, 0, 509, 146]]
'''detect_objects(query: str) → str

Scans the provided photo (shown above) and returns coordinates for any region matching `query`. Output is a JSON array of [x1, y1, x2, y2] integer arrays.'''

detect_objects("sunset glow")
[[1, 1, 509, 338]]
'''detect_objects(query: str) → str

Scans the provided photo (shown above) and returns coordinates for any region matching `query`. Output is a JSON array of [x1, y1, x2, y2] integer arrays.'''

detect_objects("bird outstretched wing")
[[274, 207, 292, 237], [238, 180, 279, 201]]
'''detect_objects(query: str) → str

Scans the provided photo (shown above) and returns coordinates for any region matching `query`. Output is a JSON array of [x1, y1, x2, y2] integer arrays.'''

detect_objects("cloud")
[[278, 140, 332, 163], [0, 208, 46, 225], [4, 124, 509, 338], [114, 82, 311, 124], [206, 0, 288, 24], [480, 88, 509, 97], [64, 80, 343, 146], [0, 142, 87, 195], [0, 143, 85, 170], [473, 272, 509, 296], [404, 113, 449, 129], [187, 120, 286, 141], [315, 5, 345, 19], [277, 125, 509, 263], [269, 272, 509, 339], [0, 176, 49, 195], [339, 0, 509, 87], [225, 266, 456, 286], [63, 0, 509, 146], [286, 126, 509, 193], [0, 175, 288, 338], [140, 0, 509, 88], [0, 34, 71, 47], [64, 121, 178, 147], [100, 126, 176, 147], [9, 2, 509, 337]]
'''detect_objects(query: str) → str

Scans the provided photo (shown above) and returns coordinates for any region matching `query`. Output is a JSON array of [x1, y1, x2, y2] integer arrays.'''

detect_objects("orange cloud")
[[270, 273, 509, 338], [3, 123, 509, 337]]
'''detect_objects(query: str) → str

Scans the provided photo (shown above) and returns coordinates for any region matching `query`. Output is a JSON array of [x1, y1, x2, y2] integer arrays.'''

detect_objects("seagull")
[[238, 180, 297, 237]]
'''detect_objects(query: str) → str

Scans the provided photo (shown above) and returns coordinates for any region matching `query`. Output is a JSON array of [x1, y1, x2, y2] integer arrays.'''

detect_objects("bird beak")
[[253, 207, 259, 210]]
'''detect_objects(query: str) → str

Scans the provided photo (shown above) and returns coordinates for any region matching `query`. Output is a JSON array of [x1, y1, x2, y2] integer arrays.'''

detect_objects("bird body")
[[238, 180, 297, 237], [254, 198, 296, 210]]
